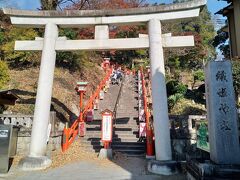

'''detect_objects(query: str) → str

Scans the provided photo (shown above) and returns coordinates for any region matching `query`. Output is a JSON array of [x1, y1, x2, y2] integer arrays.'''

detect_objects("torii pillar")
[[148, 19, 172, 161], [19, 23, 58, 170]]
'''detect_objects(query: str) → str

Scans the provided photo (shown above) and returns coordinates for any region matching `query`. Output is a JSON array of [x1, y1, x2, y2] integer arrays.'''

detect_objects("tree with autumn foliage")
[[161, 5, 215, 111], [40, 0, 91, 10], [164, 6, 215, 72], [1, 0, 215, 72], [66, 0, 147, 10], [62, 0, 149, 67], [38, 0, 215, 71]]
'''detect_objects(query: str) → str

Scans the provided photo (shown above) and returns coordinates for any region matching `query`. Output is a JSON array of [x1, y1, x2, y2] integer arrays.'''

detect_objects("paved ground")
[[1, 156, 186, 180], [0, 138, 186, 180]]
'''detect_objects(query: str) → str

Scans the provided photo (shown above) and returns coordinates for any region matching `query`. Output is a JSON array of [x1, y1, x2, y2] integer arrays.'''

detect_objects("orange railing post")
[[62, 127, 69, 152], [140, 68, 155, 157]]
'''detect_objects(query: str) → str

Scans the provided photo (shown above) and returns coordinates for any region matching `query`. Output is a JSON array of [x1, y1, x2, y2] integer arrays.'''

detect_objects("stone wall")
[[169, 114, 240, 161], [0, 112, 64, 156], [1, 112, 238, 158], [16, 130, 63, 155]]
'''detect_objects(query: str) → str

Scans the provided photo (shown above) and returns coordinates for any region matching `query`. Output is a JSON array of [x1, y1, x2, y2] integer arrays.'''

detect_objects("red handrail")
[[62, 119, 78, 152], [140, 68, 155, 156], [62, 68, 112, 152], [82, 68, 112, 116]]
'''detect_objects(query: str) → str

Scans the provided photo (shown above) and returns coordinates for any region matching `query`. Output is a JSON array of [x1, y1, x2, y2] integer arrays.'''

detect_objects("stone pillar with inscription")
[[205, 60, 240, 164]]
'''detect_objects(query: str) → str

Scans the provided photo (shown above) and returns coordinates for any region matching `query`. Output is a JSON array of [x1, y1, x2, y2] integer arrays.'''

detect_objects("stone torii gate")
[[4, 0, 206, 172]]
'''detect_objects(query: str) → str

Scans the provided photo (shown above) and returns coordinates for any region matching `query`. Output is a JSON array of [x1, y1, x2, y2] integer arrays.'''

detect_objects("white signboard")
[[101, 115, 112, 142], [0, 130, 8, 138]]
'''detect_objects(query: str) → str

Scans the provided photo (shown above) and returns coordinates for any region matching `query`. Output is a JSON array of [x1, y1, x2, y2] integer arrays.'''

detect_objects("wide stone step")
[[87, 118, 139, 123], [114, 137, 139, 141], [114, 127, 139, 131], [118, 101, 138, 104], [118, 103, 138, 106], [115, 122, 139, 126], [84, 133, 138, 139], [116, 115, 138, 118], [117, 107, 138, 110], [80, 141, 145, 150], [85, 131, 138, 135], [114, 119, 138, 123], [118, 105, 138, 108], [81, 137, 101, 142], [86, 126, 139, 132], [116, 118, 138, 121], [113, 137, 139, 142], [90, 117, 137, 121], [119, 154, 146, 158], [114, 130, 138, 135], [81, 137, 139, 143], [86, 127, 101, 131], [84, 131, 101, 135], [81, 140, 145, 148], [112, 141, 145, 146], [114, 126, 139, 130], [114, 119, 138, 124], [80, 140, 101, 146], [114, 133, 139, 137], [86, 122, 101, 126], [113, 149, 145, 155], [116, 114, 138, 117], [86, 120, 102, 125], [112, 144, 145, 149], [118, 107, 138, 109], [81, 136, 143, 142], [113, 127, 138, 134]]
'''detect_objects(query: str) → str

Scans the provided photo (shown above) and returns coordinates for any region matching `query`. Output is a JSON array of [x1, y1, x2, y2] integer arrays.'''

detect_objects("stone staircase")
[[80, 74, 145, 156], [112, 75, 145, 156]]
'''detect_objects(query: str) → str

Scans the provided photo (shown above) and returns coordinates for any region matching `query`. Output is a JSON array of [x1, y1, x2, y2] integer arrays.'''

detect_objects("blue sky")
[[0, 0, 41, 10], [0, 0, 229, 29], [0, 0, 229, 15], [151, 0, 229, 15]]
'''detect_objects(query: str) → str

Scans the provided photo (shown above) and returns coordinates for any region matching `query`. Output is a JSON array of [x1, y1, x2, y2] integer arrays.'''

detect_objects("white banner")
[[102, 115, 112, 142]]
